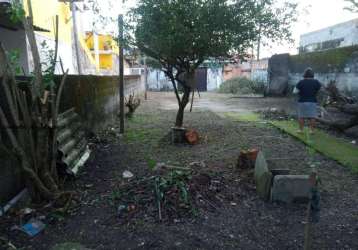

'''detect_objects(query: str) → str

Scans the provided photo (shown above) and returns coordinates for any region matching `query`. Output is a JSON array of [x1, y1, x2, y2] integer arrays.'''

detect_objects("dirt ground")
[[0, 92, 357, 250]]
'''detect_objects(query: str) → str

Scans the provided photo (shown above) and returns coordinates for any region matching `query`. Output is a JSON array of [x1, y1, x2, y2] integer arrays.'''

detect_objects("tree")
[[131, 0, 297, 127], [344, 0, 358, 12]]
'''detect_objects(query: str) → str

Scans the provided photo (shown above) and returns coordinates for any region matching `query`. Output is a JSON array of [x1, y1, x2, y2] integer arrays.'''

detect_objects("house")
[[299, 18, 358, 53], [0, 0, 135, 76], [223, 62, 251, 81], [223, 57, 268, 83]]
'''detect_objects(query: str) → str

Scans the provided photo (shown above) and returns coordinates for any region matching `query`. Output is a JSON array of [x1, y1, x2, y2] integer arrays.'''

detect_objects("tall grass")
[[219, 77, 265, 95]]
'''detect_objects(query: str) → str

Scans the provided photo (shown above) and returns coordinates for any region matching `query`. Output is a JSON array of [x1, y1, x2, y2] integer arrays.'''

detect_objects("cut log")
[[325, 80, 355, 105], [318, 106, 358, 130], [340, 104, 358, 115], [345, 126, 358, 138]]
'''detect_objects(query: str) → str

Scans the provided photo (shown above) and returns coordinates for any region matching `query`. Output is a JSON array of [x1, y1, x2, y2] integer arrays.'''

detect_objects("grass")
[[223, 110, 358, 173], [222, 112, 261, 122], [124, 115, 164, 143], [271, 120, 358, 173]]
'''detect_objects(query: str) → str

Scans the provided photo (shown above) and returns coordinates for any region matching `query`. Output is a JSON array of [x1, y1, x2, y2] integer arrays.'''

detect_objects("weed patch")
[[271, 120, 358, 173]]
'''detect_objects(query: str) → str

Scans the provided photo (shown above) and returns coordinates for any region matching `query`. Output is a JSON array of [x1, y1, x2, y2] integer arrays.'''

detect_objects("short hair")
[[303, 68, 314, 78]]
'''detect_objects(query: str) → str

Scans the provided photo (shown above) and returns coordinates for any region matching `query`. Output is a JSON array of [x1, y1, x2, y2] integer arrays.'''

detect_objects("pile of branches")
[[112, 165, 229, 222], [0, 2, 70, 203], [257, 108, 295, 121], [318, 80, 358, 131]]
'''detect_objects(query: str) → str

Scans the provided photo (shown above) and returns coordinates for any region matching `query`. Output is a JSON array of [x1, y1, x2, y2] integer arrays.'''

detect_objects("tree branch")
[[164, 68, 181, 105], [23, 0, 43, 96]]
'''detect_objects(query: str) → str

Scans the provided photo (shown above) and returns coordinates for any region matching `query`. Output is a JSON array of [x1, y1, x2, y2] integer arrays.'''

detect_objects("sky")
[[261, 0, 358, 57], [84, 0, 358, 58]]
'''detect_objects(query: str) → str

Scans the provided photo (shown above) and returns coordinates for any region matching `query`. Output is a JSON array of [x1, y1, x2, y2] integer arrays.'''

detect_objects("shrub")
[[219, 77, 265, 95]]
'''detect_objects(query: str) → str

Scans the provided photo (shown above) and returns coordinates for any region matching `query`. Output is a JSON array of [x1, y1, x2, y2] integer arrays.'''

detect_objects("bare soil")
[[0, 92, 357, 250]]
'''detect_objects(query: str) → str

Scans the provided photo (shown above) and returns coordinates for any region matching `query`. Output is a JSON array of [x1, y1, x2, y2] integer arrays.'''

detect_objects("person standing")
[[294, 68, 322, 134]]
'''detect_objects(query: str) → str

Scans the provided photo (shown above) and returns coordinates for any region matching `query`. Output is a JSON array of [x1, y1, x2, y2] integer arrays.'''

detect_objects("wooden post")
[[144, 56, 148, 100], [118, 14, 124, 134], [70, 1, 82, 75]]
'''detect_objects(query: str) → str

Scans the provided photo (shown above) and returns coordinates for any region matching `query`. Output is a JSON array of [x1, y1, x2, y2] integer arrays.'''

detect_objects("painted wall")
[[300, 18, 358, 53], [84, 32, 120, 71], [24, 0, 73, 45], [147, 69, 173, 91], [147, 68, 223, 92], [223, 62, 252, 81], [251, 59, 268, 83], [207, 68, 223, 91], [22, 0, 78, 73]]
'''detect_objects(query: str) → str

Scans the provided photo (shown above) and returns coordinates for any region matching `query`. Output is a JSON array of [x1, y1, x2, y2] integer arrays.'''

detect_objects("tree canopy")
[[131, 0, 298, 127], [344, 0, 358, 12]]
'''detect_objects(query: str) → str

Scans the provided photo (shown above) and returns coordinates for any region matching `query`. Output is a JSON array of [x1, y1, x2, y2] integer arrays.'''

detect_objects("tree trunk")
[[175, 87, 191, 127]]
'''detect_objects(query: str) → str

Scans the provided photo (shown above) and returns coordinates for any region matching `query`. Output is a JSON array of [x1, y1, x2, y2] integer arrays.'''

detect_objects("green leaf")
[[147, 158, 157, 171]]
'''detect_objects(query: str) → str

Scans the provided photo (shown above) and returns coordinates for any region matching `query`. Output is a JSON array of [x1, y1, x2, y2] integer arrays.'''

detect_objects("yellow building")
[[0, 0, 124, 75], [84, 32, 119, 71]]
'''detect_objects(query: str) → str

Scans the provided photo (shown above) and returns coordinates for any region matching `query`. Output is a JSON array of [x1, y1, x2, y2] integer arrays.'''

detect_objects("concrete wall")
[[207, 68, 223, 91], [289, 73, 358, 96], [251, 59, 269, 84], [58, 74, 145, 131], [267, 54, 290, 96], [147, 68, 223, 92], [267, 46, 358, 97], [147, 69, 173, 91], [300, 18, 358, 53], [0, 74, 144, 205]]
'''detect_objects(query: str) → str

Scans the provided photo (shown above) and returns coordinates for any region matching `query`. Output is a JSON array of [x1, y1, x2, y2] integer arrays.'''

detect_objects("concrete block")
[[254, 152, 272, 200], [271, 175, 311, 203]]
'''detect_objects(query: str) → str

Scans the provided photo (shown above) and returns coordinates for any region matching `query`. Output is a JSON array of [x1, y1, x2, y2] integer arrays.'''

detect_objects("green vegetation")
[[271, 120, 358, 173], [7, 0, 25, 24], [219, 77, 265, 95], [223, 112, 261, 122], [124, 115, 164, 143], [223, 110, 358, 173], [132, 0, 297, 127], [290, 45, 358, 73]]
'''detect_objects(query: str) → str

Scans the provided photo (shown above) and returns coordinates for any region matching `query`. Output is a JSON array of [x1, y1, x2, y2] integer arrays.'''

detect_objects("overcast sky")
[[261, 0, 358, 57], [91, 0, 358, 58]]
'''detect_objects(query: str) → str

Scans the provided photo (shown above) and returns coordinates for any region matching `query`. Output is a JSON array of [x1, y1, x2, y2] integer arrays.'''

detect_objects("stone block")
[[271, 175, 311, 203], [254, 152, 273, 200]]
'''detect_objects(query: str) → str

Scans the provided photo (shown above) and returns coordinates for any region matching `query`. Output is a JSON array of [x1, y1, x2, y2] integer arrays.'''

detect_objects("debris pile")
[[257, 108, 294, 121], [112, 162, 231, 222], [318, 81, 358, 133]]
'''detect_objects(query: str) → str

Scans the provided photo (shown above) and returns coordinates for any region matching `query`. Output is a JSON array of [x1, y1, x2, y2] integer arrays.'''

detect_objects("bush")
[[219, 77, 265, 95]]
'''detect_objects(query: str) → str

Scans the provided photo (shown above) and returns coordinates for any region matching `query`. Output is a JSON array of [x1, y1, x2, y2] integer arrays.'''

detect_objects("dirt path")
[[1, 92, 357, 250], [156, 92, 296, 115]]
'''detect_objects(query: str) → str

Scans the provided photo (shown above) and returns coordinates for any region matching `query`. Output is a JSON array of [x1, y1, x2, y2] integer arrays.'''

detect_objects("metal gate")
[[195, 68, 207, 92]]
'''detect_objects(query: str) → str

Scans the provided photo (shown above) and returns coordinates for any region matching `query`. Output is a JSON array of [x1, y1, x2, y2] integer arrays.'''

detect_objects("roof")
[[300, 18, 358, 38], [0, 3, 49, 32]]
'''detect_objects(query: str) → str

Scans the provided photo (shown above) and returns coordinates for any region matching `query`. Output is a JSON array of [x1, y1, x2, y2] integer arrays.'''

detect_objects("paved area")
[[154, 92, 296, 115]]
